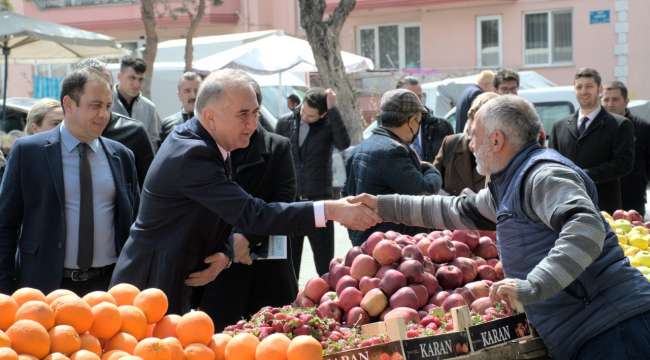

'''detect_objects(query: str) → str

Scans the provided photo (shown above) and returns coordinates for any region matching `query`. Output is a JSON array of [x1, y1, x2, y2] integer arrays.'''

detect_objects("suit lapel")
[[581, 108, 605, 139], [567, 113, 580, 140], [100, 138, 124, 191], [45, 129, 65, 211]]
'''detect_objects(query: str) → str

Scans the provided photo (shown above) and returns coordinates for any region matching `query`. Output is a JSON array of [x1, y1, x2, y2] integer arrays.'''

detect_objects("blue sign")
[[590, 10, 610, 24]]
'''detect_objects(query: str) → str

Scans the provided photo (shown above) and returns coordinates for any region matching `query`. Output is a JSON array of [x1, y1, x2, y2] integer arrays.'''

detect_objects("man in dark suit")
[[0, 68, 140, 295], [550, 68, 634, 213], [110, 69, 379, 313], [602, 80, 650, 215], [160, 72, 202, 145], [276, 88, 351, 277]]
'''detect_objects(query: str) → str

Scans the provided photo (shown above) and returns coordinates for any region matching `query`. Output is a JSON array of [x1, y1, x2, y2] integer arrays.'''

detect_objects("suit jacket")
[[433, 133, 486, 195], [0, 126, 140, 294], [159, 111, 187, 145], [456, 84, 482, 133], [419, 110, 454, 162], [103, 112, 154, 188], [549, 108, 635, 213], [110, 117, 315, 313]]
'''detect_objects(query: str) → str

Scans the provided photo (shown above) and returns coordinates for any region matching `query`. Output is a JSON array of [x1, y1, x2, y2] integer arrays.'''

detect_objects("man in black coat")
[[159, 72, 202, 145], [455, 70, 495, 133], [550, 68, 634, 213], [276, 88, 351, 277], [396, 76, 453, 162], [602, 80, 650, 215], [110, 70, 379, 313]]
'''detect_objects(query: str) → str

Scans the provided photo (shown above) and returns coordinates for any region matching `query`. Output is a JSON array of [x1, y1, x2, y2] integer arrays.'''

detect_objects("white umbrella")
[[1, 11, 123, 128]]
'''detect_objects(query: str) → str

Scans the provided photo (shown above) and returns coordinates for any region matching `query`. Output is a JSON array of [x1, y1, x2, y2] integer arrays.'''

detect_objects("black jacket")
[[343, 127, 441, 245], [276, 107, 350, 199], [103, 112, 155, 188], [621, 110, 650, 214], [160, 111, 191, 145], [549, 108, 635, 213], [419, 110, 454, 162], [456, 84, 482, 133]]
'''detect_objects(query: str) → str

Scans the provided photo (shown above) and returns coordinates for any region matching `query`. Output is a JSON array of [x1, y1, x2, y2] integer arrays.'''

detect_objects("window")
[[477, 16, 502, 67], [524, 10, 573, 65], [357, 24, 421, 69]]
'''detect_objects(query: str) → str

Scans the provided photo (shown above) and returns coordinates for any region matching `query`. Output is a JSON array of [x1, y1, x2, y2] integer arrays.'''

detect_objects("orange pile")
[[0, 286, 323, 360]]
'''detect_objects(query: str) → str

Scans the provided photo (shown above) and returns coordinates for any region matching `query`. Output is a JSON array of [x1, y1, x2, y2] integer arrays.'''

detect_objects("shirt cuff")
[[314, 200, 327, 228], [514, 278, 538, 305]]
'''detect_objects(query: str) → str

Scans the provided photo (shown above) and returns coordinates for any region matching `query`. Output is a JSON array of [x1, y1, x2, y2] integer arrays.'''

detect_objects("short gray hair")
[[479, 95, 541, 147], [195, 69, 253, 119], [25, 98, 61, 134], [177, 71, 202, 89]]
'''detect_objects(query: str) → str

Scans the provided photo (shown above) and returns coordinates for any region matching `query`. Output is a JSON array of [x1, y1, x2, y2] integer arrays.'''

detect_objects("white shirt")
[[578, 106, 601, 132]]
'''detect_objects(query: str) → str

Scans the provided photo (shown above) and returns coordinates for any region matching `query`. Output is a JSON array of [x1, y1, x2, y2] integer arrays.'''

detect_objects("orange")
[[152, 315, 180, 339], [145, 324, 154, 339], [5, 319, 50, 359], [100, 350, 130, 360], [119, 357, 143, 360], [53, 297, 93, 334], [82, 291, 117, 307], [255, 333, 290, 360], [0, 294, 18, 331], [105, 332, 138, 354], [46, 290, 78, 305], [11, 288, 46, 307], [17, 356, 38, 360], [159, 338, 183, 360], [118, 306, 147, 340], [70, 350, 100, 360], [108, 284, 140, 306], [44, 354, 70, 360], [209, 333, 231, 360], [89, 302, 122, 340], [183, 344, 213, 360], [133, 338, 171, 360], [0, 348, 18, 360], [49, 325, 81, 355], [224, 333, 259, 360], [176, 311, 213, 347], [78, 334, 102, 357], [286, 335, 322, 360], [0, 330, 10, 347], [133, 289, 168, 324], [15, 300, 55, 330]]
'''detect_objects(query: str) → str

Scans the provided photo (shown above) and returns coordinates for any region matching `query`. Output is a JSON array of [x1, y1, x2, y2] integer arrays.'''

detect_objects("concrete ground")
[[298, 223, 353, 288]]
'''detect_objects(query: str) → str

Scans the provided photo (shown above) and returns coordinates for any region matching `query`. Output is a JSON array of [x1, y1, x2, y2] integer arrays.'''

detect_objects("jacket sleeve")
[[548, 122, 560, 150], [133, 127, 154, 188], [381, 146, 442, 195], [584, 118, 635, 183], [0, 144, 23, 292], [328, 107, 351, 150], [275, 117, 290, 138], [432, 136, 449, 180], [125, 148, 141, 219]]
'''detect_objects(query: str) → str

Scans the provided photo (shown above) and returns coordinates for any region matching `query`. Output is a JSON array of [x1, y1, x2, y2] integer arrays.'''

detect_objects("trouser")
[[290, 221, 334, 278], [575, 310, 650, 360], [197, 259, 298, 331]]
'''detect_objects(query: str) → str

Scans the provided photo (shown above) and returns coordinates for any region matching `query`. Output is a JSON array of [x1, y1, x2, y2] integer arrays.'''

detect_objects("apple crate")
[[323, 340, 406, 360]]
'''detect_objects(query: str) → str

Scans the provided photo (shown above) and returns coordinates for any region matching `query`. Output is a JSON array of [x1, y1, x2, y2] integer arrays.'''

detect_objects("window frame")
[[476, 15, 503, 68], [523, 9, 574, 67], [356, 22, 421, 69]]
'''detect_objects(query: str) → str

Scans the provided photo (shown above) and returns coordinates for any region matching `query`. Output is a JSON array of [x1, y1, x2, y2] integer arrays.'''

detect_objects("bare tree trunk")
[[140, 0, 158, 98], [184, 0, 206, 72], [298, 0, 362, 143]]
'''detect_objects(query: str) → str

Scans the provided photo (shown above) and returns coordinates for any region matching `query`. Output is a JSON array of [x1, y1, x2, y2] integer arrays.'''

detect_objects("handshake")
[[324, 193, 381, 231]]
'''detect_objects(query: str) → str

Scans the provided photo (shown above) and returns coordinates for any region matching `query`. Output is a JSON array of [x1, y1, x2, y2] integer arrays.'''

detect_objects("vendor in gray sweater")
[[352, 95, 650, 360]]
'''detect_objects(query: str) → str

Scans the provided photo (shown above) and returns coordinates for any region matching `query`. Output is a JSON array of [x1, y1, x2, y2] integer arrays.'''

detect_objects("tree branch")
[[327, 0, 356, 33]]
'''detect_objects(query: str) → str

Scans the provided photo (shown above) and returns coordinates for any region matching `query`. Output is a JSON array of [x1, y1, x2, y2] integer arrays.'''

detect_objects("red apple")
[[452, 230, 480, 250], [317, 300, 342, 322], [628, 209, 643, 223], [376, 264, 396, 279], [294, 291, 316, 307], [472, 256, 488, 266], [335, 275, 359, 295], [385, 231, 400, 240], [329, 257, 343, 273], [421, 272, 440, 294], [395, 235, 415, 247], [475, 237, 499, 259], [436, 265, 464, 290], [398, 259, 425, 284], [477, 265, 498, 282], [428, 230, 443, 240], [390, 287, 419, 309], [612, 209, 626, 220], [430, 290, 450, 306], [373, 240, 402, 265], [408, 284, 429, 308], [384, 307, 420, 324], [338, 287, 363, 312], [304, 278, 330, 303], [360, 288, 388, 317], [350, 254, 379, 280], [471, 297, 493, 315], [494, 261, 504, 280], [454, 286, 475, 305], [329, 264, 351, 289], [362, 232, 385, 255], [450, 257, 478, 283], [346, 307, 370, 326], [452, 241, 471, 258], [441, 293, 467, 312], [359, 276, 381, 295], [402, 244, 425, 262], [428, 237, 457, 263], [422, 258, 436, 275], [464, 280, 490, 299], [486, 258, 499, 267], [320, 291, 338, 304], [344, 246, 364, 267], [379, 269, 407, 296], [417, 238, 432, 257]]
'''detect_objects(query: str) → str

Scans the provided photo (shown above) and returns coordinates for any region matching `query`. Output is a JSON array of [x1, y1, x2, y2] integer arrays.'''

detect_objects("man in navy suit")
[[110, 69, 380, 313], [0, 68, 140, 295]]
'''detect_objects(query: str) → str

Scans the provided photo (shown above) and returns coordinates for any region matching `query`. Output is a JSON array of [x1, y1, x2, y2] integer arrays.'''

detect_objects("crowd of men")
[[0, 54, 650, 357]]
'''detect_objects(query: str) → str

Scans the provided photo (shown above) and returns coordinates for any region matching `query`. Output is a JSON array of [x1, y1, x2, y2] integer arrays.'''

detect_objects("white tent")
[[422, 71, 556, 117]]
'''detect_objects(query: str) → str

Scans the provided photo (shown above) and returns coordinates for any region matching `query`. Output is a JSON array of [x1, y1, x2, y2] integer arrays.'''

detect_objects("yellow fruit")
[[630, 256, 642, 267], [614, 219, 633, 234], [629, 234, 650, 250], [618, 234, 629, 246], [634, 251, 650, 268], [632, 226, 649, 235], [625, 247, 641, 257], [637, 266, 650, 275]]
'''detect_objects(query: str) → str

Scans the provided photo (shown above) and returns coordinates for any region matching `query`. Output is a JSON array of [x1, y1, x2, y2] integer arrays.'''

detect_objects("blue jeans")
[[575, 310, 650, 359]]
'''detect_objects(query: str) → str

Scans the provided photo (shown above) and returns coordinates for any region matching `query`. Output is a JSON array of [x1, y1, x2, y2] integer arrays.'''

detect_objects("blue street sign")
[[590, 10, 610, 24]]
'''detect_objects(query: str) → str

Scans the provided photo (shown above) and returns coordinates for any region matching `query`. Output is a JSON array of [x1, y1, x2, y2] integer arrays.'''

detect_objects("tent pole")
[[1, 44, 9, 132]]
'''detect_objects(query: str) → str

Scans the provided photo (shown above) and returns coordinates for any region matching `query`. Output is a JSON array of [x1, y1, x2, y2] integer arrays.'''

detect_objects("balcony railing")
[[33, 0, 135, 9]]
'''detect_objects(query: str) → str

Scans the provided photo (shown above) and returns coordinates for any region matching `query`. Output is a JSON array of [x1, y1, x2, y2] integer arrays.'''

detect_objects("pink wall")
[[628, 0, 650, 100]]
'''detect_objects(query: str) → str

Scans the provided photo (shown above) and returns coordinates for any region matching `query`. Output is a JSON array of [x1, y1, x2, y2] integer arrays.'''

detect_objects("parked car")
[[0, 97, 40, 132]]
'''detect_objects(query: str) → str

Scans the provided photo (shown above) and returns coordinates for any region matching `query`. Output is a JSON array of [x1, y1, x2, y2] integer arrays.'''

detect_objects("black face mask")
[[407, 117, 421, 144]]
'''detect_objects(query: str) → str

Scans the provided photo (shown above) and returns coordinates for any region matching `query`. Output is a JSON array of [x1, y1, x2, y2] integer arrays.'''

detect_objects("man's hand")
[[185, 252, 230, 287], [490, 278, 523, 312], [347, 193, 378, 213], [325, 88, 337, 109], [324, 197, 381, 230], [233, 233, 253, 265]]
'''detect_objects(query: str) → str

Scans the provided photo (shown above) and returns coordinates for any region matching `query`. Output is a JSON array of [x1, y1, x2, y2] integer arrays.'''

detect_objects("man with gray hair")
[[110, 69, 381, 313], [352, 95, 650, 359]]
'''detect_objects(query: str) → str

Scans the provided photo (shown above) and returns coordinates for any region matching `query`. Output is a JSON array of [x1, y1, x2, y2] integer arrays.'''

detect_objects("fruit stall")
[[0, 209, 646, 360]]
